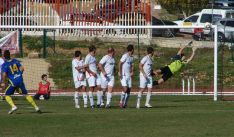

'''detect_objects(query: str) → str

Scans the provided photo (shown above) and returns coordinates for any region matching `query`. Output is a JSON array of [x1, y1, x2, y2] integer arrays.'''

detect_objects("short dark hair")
[[74, 50, 81, 57], [147, 47, 154, 54], [127, 44, 134, 52], [4, 50, 11, 60], [108, 47, 115, 53], [41, 74, 47, 79], [89, 45, 96, 52]]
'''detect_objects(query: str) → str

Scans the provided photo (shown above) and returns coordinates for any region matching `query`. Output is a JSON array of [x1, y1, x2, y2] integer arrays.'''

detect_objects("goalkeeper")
[[153, 42, 197, 86]]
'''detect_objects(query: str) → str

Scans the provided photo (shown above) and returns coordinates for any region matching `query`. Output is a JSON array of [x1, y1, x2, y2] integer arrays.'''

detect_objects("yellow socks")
[[26, 95, 38, 109], [5, 96, 15, 108]]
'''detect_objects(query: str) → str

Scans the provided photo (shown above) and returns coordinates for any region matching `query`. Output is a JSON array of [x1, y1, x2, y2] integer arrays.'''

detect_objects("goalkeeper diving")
[[153, 41, 197, 86]]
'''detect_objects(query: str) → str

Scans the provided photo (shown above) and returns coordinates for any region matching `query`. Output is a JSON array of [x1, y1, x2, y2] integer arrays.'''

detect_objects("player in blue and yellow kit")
[[1, 50, 41, 114]]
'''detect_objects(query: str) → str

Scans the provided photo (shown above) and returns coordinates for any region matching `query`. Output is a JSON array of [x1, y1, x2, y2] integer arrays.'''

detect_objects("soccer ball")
[[204, 22, 211, 29]]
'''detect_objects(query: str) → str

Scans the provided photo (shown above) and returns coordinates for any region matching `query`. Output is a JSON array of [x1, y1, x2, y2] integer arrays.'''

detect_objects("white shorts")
[[101, 75, 115, 89], [120, 76, 132, 88], [139, 75, 153, 89], [96, 74, 101, 86], [74, 80, 86, 89], [87, 76, 97, 87]]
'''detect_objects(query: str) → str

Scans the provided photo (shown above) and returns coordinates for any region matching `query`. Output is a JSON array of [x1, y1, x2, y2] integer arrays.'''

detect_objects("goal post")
[[0, 25, 218, 101]]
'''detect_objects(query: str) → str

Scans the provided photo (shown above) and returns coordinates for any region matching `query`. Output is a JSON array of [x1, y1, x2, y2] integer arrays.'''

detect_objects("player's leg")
[[123, 77, 132, 108], [87, 76, 96, 108], [106, 76, 114, 108], [153, 66, 173, 86], [20, 83, 41, 113], [137, 75, 147, 108], [34, 93, 41, 100], [96, 76, 103, 107], [145, 76, 153, 108], [43, 93, 50, 100], [81, 81, 88, 108], [74, 81, 81, 108], [120, 76, 128, 108], [101, 77, 108, 108], [5, 85, 18, 114]]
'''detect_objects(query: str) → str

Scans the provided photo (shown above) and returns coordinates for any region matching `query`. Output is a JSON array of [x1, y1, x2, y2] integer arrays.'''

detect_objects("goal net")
[[0, 25, 222, 101]]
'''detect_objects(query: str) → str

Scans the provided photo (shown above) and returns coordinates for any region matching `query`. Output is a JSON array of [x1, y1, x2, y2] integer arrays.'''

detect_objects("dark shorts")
[[160, 66, 173, 82], [5, 83, 28, 95]]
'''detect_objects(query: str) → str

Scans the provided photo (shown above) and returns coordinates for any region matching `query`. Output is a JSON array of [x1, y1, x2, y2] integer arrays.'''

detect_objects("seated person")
[[34, 74, 50, 100]]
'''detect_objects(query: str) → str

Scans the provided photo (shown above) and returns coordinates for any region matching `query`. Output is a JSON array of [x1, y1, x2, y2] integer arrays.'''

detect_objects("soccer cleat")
[[100, 103, 105, 107], [8, 106, 18, 114], [105, 104, 111, 109], [136, 104, 140, 109], [35, 107, 42, 114], [75, 105, 80, 109], [145, 104, 152, 108], [84, 104, 88, 108]]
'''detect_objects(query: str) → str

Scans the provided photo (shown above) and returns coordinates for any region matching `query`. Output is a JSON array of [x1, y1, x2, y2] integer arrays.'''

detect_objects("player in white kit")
[[136, 47, 154, 108], [72, 51, 88, 108], [0, 49, 5, 100], [98, 48, 115, 108], [84, 46, 98, 108], [119, 44, 134, 108]]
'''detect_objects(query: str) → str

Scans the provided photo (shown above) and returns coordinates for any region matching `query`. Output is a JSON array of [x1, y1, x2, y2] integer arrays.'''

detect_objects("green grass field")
[[1, 96, 234, 137]]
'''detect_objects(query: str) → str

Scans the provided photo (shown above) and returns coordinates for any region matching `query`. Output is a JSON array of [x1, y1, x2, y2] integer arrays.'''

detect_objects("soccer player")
[[84, 46, 98, 108], [153, 45, 197, 86], [98, 48, 115, 108], [136, 47, 154, 109], [0, 49, 4, 100], [34, 74, 51, 100], [1, 50, 41, 114], [72, 50, 88, 108], [119, 44, 134, 108]]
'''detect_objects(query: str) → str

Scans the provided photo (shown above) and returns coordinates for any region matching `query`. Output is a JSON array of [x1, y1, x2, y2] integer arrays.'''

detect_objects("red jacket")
[[38, 81, 50, 94]]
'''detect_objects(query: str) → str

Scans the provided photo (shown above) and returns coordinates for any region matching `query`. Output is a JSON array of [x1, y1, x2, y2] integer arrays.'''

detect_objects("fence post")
[[19, 29, 23, 58], [43, 29, 47, 58]]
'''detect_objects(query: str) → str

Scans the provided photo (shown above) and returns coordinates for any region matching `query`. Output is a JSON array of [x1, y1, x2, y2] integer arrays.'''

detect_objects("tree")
[[158, 0, 209, 17]]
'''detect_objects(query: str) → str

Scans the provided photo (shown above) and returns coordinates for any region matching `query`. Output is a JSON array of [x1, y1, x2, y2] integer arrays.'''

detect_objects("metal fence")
[[0, 0, 152, 38]]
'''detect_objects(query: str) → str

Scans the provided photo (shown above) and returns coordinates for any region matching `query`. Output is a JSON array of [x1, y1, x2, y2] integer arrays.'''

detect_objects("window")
[[184, 15, 199, 23], [220, 21, 226, 25], [200, 14, 222, 23], [226, 13, 234, 18], [226, 21, 234, 27]]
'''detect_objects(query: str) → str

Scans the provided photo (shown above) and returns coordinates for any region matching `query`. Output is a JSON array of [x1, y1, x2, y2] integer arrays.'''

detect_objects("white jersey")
[[84, 54, 98, 77], [99, 55, 115, 77], [72, 59, 85, 82], [0, 58, 4, 81], [140, 55, 153, 77], [120, 53, 134, 77]]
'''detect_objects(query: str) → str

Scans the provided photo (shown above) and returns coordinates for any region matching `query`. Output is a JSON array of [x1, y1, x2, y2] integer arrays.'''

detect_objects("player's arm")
[[130, 63, 134, 76], [185, 47, 197, 64], [177, 41, 193, 55], [139, 63, 147, 78], [1, 72, 7, 88], [19, 66, 24, 72], [84, 58, 96, 77], [98, 63, 107, 76], [118, 61, 124, 77], [99, 56, 108, 77], [75, 66, 85, 72]]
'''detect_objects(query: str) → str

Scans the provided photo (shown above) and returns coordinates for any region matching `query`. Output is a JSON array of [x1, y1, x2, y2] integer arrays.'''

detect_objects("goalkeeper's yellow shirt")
[[168, 60, 185, 74]]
